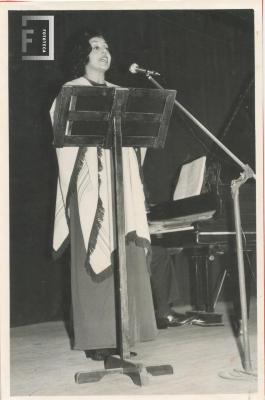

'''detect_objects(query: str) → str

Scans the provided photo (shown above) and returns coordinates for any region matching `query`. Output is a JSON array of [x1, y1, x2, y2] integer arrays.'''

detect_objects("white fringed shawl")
[[51, 77, 150, 274]]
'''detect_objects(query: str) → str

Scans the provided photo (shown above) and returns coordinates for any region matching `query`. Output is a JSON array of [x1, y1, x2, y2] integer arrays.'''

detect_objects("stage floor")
[[9, 300, 259, 397]]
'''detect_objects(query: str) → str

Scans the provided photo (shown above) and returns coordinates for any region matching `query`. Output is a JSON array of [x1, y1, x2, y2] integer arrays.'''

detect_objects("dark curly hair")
[[67, 29, 109, 78]]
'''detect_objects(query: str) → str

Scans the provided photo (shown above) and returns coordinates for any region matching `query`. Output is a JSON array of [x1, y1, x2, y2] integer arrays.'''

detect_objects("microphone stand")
[[145, 72, 256, 377]]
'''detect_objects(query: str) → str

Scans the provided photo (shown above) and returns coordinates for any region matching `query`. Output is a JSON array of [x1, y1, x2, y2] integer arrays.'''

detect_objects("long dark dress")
[[69, 189, 157, 350]]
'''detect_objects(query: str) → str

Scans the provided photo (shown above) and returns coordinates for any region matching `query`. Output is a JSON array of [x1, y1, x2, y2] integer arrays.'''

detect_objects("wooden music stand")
[[53, 85, 176, 386]]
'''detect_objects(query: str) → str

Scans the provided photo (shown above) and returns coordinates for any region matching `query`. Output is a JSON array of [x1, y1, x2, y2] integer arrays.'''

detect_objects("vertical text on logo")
[[22, 16, 54, 61]]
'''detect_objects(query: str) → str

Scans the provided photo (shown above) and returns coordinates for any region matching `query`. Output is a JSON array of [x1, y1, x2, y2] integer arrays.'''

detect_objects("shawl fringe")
[[84, 231, 151, 281], [85, 147, 105, 268], [65, 147, 88, 224], [85, 259, 114, 283], [52, 235, 70, 260]]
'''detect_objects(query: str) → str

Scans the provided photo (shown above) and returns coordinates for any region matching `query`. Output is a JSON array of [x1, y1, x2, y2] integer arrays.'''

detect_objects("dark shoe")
[[168, 313, 194, 326], [85, 348, 137, 361], [157, 313, 193, 328], [85, 348, 116, 361], [166, 314, 186, 327], [156, 317, 169, 329]]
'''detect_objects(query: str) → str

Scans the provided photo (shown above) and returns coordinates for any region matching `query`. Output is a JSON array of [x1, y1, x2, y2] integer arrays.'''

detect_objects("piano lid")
[[208, 76, 255, 182]]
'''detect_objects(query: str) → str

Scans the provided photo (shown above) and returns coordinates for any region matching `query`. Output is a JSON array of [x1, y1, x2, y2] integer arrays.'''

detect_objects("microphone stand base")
[[218, 368, 257, 381]]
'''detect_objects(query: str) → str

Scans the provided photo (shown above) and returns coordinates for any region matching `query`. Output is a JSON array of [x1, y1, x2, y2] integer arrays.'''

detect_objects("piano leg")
[[203, 253, 214, 313], [185, 247, 223, 326], [211, 249, 256, 333], [190, 253, 205, 311]]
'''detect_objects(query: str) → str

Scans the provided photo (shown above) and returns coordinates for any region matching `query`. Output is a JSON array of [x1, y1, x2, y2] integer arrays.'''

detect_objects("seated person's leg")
[[150, 246, 187, 328]]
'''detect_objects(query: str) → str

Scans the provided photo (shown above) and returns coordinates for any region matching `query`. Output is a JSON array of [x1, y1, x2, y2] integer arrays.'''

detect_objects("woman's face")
[[86, 36, 111, 73]]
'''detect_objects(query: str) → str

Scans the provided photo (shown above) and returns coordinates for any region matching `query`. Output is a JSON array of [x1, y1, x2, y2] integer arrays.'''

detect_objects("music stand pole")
[[145, 73, 256, 376]]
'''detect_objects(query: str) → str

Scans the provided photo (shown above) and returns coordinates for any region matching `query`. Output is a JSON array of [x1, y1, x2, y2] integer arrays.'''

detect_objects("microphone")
[[129, 63, 160, 76]]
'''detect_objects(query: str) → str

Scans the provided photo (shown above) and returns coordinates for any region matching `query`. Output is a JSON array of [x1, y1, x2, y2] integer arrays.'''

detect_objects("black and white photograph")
[[1, 0, 264, 398]]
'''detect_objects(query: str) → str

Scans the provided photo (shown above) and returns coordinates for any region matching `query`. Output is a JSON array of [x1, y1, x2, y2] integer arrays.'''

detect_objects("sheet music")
[[173, 156, 206, 200]]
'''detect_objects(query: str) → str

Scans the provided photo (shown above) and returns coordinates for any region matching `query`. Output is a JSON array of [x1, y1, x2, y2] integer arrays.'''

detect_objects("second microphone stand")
[[145, 72, 256, 377]]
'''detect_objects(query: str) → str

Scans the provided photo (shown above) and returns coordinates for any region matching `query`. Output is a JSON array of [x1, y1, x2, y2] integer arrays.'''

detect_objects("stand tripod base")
[[218, 368, 257, 381], [75, 355, 173, 386]]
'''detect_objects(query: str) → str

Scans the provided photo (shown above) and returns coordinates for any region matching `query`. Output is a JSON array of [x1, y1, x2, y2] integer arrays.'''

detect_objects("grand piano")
[[148, 178, 256, 323], [146, 77, 256, 325]]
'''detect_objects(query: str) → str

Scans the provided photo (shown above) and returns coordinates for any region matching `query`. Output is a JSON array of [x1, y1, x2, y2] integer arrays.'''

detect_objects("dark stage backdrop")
[[9, 10, 255, 326]]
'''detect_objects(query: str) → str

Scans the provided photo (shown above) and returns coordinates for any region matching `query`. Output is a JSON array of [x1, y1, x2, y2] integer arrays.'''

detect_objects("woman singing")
[[51, 30, 157, 361]]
